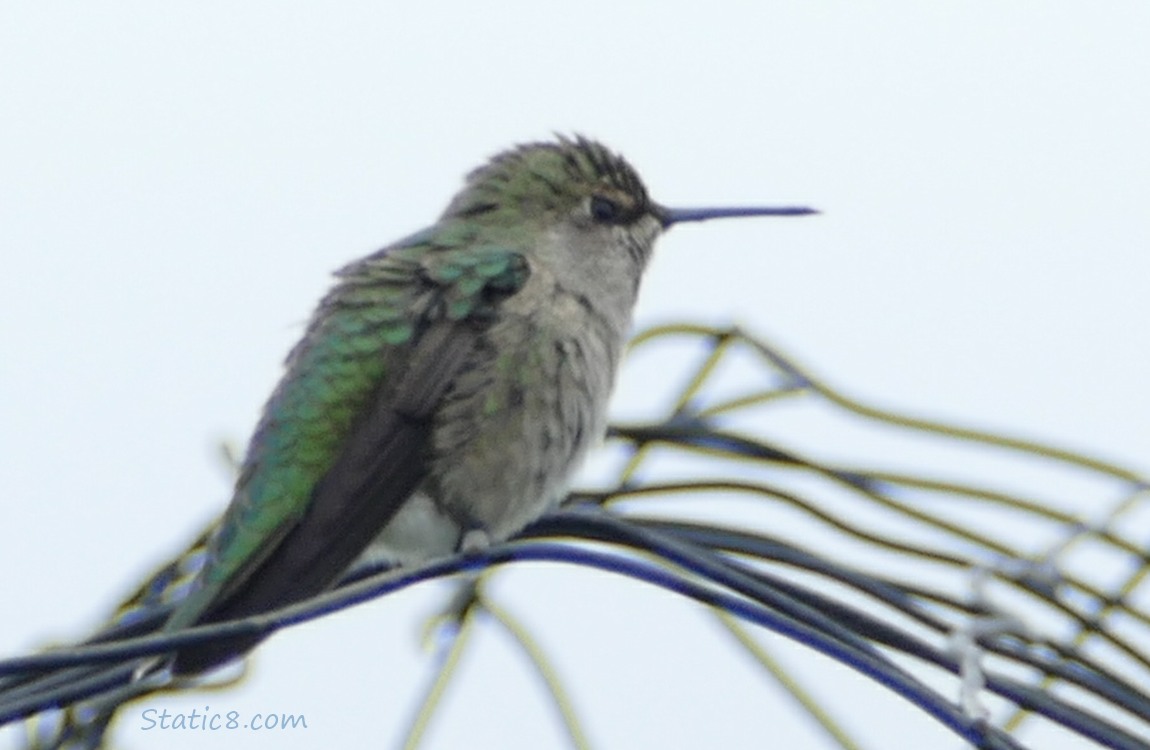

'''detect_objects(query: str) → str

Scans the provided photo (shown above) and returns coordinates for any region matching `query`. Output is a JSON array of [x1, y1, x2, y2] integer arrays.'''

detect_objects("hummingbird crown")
[[442, 135, 653, 228]]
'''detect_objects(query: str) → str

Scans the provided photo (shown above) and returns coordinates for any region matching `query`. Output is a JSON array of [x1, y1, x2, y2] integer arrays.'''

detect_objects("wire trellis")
[[2, 322, 1148, 749]]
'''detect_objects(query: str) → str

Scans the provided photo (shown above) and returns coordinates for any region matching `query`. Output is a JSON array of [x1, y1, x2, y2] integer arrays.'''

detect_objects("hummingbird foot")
[[457, 527, 492, 556]]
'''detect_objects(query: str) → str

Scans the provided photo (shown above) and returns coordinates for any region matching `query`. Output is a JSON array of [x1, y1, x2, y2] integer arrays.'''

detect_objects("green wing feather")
[[165, 223, 528, 672]]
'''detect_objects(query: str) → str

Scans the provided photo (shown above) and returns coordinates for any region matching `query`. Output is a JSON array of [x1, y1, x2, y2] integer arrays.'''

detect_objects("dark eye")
[[589, 195, 622, 224]]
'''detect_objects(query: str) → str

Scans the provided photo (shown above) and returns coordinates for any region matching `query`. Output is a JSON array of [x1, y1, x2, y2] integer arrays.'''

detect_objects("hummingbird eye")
[[589, 195, 623, 224]]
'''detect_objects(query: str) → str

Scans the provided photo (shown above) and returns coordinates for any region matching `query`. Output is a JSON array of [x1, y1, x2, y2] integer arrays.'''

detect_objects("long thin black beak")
[[655, 204, 819, 228]]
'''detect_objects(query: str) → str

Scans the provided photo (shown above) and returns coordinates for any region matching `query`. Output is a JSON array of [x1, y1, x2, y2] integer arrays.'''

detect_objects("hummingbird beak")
[[655, 204, 819, 228]]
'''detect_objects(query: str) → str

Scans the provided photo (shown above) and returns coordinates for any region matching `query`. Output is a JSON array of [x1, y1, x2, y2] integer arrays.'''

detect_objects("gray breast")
[[423, 286, 621, 542]]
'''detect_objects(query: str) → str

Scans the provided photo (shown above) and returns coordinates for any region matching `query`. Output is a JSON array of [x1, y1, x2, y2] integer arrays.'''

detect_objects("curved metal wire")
[[3, 323, 1147, 749]]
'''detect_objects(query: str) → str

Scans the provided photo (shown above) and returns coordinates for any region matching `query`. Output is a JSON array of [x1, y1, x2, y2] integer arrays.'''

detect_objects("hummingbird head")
[[444, 134, 815, 239], [440, 135, 815, 299], [444, 135, 653, 231]]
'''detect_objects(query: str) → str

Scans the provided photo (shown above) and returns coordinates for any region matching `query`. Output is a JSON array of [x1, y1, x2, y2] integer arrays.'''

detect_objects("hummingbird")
[[158, 135, 816, 674]]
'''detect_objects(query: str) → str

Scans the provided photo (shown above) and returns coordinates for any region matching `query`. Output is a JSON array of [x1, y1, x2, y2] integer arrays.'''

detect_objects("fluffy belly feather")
[[362, 294, 620, 565]]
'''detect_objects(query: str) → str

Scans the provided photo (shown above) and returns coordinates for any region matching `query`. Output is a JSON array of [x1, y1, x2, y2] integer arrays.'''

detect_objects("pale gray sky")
[[2, 3, 1148, 749]]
